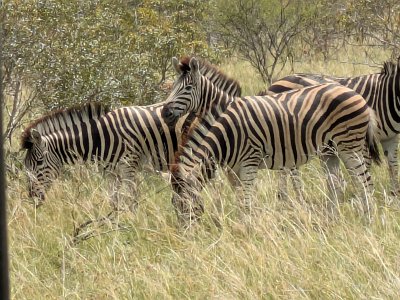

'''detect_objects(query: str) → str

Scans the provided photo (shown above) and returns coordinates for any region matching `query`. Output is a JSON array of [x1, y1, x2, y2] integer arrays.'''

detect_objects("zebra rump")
[[269, 59, 400, 192]]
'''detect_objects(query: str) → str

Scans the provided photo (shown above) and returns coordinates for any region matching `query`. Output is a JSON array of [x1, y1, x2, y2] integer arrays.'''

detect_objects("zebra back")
[[21, 102, 109, 149], [267, 73, 340, 94], [268, 59, 400, 139]]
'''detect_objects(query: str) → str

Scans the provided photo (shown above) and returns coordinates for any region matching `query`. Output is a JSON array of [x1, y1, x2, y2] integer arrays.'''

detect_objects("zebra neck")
[[178, 154, 214, 188], [199, 84, 234, 119], [48, 132, 86, 165]]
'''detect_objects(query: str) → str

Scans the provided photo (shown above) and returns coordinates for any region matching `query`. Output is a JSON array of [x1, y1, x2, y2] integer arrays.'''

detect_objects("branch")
[[2, 79, 36, 145]]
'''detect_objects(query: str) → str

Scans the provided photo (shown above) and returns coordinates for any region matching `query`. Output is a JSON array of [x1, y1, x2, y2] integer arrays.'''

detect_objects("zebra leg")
[[210, 168, 238, 220], [106, 170, 122, 211], [277, 168, 305, 205], [277, 170, 289, 200], [320, 153, 344, 215], [109, 156, 141, 213], [381, 135, 400, 195], [289, 168, 305, 203], [119, 157, 141, 212], [121, 170, 140, 213], [226, 167, 241, 187], [171, 179, 204, 228], [110, 174, 130, 211], [237, 160, 260, 214], [340, 150, 375, 218]]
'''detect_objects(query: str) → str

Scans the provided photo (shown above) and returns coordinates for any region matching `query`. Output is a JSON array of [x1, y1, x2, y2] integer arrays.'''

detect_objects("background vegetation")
[[3, 0, 400, 143], [2, 0, 400, 298]]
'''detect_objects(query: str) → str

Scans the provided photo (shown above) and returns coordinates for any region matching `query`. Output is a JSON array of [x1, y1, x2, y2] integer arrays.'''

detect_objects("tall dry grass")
[[6, 48, 400, 299]]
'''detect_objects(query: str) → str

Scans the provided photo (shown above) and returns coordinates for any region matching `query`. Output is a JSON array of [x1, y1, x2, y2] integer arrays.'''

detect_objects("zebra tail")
[[367, 109, 382, 165]]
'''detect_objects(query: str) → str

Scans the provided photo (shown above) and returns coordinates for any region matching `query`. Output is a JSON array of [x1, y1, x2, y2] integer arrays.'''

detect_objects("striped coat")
[[162, 57, 380, 223], [22, 102, 194, 209], [268, 61, 400, 193], [22, 58, 242, 209]]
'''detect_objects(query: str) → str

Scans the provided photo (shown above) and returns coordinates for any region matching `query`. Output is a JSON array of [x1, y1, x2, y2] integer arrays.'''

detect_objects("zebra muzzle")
[[161, 106, 179, 126]]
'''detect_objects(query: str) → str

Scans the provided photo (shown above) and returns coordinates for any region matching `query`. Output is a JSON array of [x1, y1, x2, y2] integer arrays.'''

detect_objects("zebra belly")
[[259, 153, 313, 170], [258, 139, 324, 170]]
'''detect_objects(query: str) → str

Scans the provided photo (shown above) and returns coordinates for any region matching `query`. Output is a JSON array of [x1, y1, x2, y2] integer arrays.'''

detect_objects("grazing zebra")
[[22, 102, 185, 209], [161, 57, 380, 224], [22, 59, 241, 209], [268, 60, 400, 194]]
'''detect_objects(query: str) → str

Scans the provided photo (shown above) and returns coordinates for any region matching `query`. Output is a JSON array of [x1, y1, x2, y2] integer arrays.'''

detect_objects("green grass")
[[6, 48, 400, 299]]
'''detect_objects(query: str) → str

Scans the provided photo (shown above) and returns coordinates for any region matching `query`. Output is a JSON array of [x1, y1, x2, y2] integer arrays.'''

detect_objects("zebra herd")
[[21, 59, 241, 211], [22, 56, 400, 226]]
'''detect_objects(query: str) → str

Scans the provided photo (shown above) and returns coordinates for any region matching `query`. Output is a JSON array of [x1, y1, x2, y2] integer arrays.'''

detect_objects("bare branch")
[[2, 78, 35, 145], [216, 0, 306, 84]]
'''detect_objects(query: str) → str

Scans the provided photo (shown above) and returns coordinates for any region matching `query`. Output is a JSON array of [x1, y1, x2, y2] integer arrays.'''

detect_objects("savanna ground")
[[6, 48, 400, 299]]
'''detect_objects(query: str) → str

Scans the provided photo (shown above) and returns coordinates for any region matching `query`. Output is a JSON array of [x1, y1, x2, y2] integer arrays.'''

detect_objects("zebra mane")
[[381, 59, 400, 75], [171, 57, 242, 171], [257, 89, 275, 96], [21, 102, 109, 149], [179, 56, 242, 97], [171, 116, 202, 173]]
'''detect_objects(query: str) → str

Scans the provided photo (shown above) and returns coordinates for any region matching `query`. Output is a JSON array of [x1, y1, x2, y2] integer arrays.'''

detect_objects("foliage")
[[2, 0, 215, 112], [295, 1, 349, 60], [3, 0, 400, 117], [213, 0, 310, 84], [295, 0, 400, 61], [213, 0, 400, 81], [1, 0, 218, 149], [341, 0, 400, 57], [134, 0, 217, 83]]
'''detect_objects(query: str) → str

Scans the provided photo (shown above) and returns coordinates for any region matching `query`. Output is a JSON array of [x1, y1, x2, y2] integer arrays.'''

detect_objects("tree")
[[214, 0, 308, 84], [297, 1, 349, 61], [133, 0, 216, 83], [341, 0, 400, 58], [1, 0, 216, 145]]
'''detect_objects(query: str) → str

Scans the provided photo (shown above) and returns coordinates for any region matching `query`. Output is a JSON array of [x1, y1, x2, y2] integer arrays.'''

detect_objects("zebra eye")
[[184, 85, 193, 92]]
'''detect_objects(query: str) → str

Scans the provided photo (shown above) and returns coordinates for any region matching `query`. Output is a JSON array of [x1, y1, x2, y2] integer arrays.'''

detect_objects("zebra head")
[[22, 129, 61, 204], [171, 171, 204, 225], [162, 57, 202, 126]]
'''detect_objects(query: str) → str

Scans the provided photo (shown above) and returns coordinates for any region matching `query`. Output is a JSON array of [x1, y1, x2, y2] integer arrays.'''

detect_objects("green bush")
[[2, 0, 216, 110]]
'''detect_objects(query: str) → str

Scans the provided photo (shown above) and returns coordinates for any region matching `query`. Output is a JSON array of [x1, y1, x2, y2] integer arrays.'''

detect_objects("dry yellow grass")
[[6, 47, 400, 299]]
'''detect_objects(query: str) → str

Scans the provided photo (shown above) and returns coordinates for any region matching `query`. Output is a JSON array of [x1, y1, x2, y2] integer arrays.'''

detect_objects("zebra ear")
[[172, 57, 181, 74], [20, 128, 42, 150], [189, 57, 200, 80], [30, 129, 42, 145]]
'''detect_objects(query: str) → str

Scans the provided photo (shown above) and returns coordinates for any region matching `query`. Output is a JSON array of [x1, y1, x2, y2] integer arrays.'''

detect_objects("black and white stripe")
[[22, 58, 241, 208], [161, 57, 381, 223], [22, 102, 188, 208], [268, 60, 400, 193]]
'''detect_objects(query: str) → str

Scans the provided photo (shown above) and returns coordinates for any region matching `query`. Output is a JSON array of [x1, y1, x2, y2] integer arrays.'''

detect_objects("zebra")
[[22, 58, 241, 210], [267, 60, 400, 195], [161, 57, 381, 224], [22, 102, 185, 210]]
